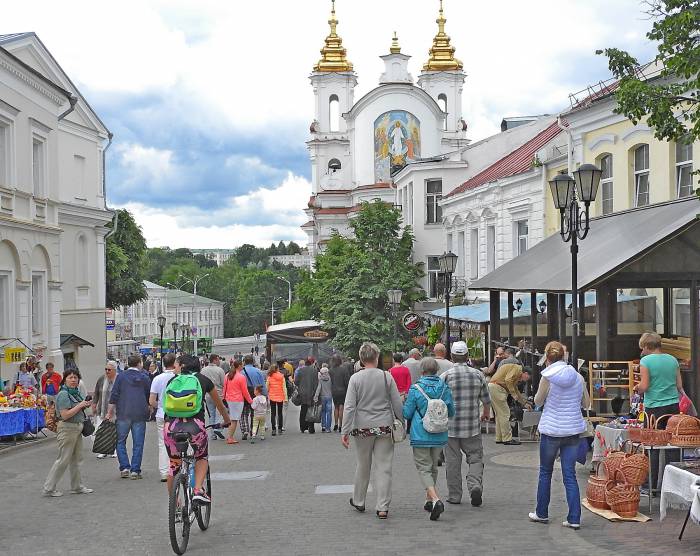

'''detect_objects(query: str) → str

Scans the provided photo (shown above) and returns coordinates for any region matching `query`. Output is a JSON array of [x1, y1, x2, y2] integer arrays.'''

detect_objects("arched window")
[[438, 94, 448, 131], [329, 95, 340, 132], [328, 158, 341, 172], [633, 144, 650, 207], [599, 154, 613, 215]]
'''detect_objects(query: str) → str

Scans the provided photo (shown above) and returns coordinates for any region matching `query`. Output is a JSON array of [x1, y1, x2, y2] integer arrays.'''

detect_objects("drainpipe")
[[58, 95, 78, 121], [103, 132, 117, 362], [557, 114, 572, 173]]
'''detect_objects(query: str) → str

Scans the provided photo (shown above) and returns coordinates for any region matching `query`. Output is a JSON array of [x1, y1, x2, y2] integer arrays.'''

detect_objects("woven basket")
[[605, 470, 640, 518], [618, 441, 649, 486], [669, 415, 700, 447], [586, 464, 610, 510], [603, 450, 627, 477], [632, 414, 672, 446]]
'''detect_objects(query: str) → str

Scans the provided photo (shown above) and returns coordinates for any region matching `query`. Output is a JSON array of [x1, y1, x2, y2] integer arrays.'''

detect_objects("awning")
[[265, 320, 333, 344], [60, 334, 95, 348], [471, 198, 700, 293]]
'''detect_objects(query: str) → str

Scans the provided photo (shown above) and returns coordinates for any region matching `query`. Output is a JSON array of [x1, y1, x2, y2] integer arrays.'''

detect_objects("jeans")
[[270, 401, 284, 431], [205, 397, 220, 440], [240, 403, 252, 435], [536, 434, 581, 525], [321, 397, 332, 431], [116, 419, 146, 474]]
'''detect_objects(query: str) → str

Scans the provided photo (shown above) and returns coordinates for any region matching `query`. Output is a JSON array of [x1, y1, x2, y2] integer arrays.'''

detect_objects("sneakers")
[[470, 488, 483, 507], [503, 439, 521, 445], [95, 453, 106, 459], [214, 430, 225, 440], [120, 470, 130, 479], [242, 433, 248, 440], [192, 489, 211, 505], [250, 437, 255, 444], [528, 512, 549, 523], [160, 474, 168, 483], [261, 435, 265, 441], [563, 521, 581, 530], [429, 500, 445, 521], [423, 500, 433, 512], [271, 430, 277, 436], [130, 472, 142, 480], [333, 425, 338, 432], [43, 489, 63, 497], [70, 486, 94, 494]]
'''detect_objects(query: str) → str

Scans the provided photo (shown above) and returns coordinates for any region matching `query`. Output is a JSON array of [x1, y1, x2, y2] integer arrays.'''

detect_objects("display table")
[[592, 424, 628, 462], [660, 463, 700, 540], [0, 408, 45, 436]]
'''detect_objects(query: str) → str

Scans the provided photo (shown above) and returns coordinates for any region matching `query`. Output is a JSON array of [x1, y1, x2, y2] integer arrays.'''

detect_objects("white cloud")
[[117, 143, 176, 185], [116, 173, 312, 248]]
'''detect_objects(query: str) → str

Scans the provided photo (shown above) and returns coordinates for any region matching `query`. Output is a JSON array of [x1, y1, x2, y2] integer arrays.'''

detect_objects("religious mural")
[[374, 110, 421, 182]]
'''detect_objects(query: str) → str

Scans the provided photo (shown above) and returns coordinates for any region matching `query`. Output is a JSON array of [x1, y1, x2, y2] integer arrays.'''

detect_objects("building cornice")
[[0, 49, 68, 106], [345, 83, 443, 121], [0, 213, 61, 233], [58, 202, 113, 227]]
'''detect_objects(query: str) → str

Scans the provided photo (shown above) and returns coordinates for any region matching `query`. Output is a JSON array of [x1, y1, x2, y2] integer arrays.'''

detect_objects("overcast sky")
[[5, 0, 655, 249]]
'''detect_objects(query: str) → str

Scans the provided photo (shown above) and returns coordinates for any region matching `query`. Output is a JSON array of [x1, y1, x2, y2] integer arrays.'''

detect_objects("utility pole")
[[277, 276, 292, 309], [180, 273, 210, 357]]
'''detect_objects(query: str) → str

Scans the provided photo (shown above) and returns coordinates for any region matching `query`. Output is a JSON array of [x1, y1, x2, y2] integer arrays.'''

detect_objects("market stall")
[[0, 386, 47, 437], [661, 462, 700, 539]]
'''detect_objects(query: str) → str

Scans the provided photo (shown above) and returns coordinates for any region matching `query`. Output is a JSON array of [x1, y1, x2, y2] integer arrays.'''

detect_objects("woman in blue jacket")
[[403, 357, 455, 521]]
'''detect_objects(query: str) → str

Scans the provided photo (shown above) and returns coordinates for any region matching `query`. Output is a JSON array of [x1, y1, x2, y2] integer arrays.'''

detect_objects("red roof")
[[446, 121, 563, 197], [356, 182, 393, 191]]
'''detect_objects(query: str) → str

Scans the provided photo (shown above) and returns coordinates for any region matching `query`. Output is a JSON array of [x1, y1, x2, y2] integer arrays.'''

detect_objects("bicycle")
[[168, 423, 221, 555]]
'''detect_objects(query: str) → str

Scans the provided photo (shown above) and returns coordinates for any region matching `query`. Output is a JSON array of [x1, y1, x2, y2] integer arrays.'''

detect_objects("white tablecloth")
[[660, 465, 700, 525], [592, 425, 628, 462]]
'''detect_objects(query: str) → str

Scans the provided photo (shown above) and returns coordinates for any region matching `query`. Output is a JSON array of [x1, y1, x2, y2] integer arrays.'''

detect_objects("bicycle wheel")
[[195, 468, 212, 531], [169, 472, 190, 555]]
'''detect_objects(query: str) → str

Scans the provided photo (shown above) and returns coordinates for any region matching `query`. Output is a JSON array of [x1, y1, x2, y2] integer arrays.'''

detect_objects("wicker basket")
[[603, 450, 627, 477], [669, 415, 700, 447], [618, 441, 649, 486], [586, 464, 610, 510], [605, 469, 640, 518], [630, 414, 672, 446]]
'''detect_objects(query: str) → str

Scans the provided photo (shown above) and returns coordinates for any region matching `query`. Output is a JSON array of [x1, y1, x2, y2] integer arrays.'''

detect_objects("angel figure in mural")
[[390, 121, 406, 156]]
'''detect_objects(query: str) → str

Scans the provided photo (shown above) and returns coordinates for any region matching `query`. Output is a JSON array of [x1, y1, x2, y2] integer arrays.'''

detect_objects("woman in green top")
[[42, 369, 94, 497], [636, 332, 683, 492]]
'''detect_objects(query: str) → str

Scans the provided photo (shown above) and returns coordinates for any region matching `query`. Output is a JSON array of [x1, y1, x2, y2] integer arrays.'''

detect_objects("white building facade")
[[0, 33, 112, 384]]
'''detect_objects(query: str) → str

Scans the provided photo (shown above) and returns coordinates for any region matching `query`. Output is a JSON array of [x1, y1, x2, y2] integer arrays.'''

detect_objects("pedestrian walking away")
[[295, 357, 320, 434], [402, 348, 423, 385], [222, 360, 252, 444], [329, 355, 352, 432], [239, 355, 266, 440], [389, 352, 411, 401], [529, 341, 589, 530], [43, 369, 94, 497], [314, 364, 333, 432], [149, 353, 178, 481], [107, 354, 151, 480], [403, 357, 455, 521], [266, 364, 287, 435], [200, 354, 227, 440], [250, 386, 267, 443], [440, 341, 491, 507], [342, 342, 403, 519]]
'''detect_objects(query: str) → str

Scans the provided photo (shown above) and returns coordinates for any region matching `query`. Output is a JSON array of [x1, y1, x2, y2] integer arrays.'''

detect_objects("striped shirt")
[[441, 363, 491, 438]]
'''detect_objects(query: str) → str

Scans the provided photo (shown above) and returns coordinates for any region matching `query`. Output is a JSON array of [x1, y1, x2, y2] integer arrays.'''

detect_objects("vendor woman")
[[636, 332, 683, 492], [9, 362, 38, 393]]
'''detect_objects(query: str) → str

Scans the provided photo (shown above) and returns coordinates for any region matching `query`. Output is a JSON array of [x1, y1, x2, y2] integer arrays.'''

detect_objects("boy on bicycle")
[[163, 354, 231, 504]]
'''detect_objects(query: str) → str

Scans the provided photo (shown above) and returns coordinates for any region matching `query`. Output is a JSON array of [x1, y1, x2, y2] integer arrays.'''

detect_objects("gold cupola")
[[423, 0, 463, 71], [390, 32, 401, 54], [314, 0, 354, 73]]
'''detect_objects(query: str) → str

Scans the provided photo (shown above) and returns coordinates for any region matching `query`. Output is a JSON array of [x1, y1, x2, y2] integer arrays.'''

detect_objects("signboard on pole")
[[402, 312, 423, 332], [4, 347, 26, 363]]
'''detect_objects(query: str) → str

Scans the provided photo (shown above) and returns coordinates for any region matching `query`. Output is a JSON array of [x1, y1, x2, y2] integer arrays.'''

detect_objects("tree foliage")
[[297, 201, 425, 358], [598, 1, 699, 147], [106, 209, 147, 309]]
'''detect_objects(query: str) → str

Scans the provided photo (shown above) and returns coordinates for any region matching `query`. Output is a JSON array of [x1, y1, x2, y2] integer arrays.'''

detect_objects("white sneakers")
[[528, 512, 580, 529], [562, 521, 580, 530]]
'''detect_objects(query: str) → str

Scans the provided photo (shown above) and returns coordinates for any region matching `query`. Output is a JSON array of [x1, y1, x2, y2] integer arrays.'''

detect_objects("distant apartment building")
[[191, 249, 235, 266], [269, 252, 313, 269]]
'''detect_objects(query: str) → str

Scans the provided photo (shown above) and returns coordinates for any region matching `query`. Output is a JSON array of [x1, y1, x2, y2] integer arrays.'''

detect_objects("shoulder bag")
[[383, 371, 406, 443], [67, 392, 95, 437]]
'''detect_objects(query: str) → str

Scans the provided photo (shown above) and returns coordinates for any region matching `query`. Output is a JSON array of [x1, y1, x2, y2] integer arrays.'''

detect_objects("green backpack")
[[163, 374, 203, 418]]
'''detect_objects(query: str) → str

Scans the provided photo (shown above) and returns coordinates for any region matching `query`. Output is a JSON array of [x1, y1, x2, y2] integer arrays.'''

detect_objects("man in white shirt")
[[149, 353, 177, 482], [433, 343, 454, 374], [403, 348, 423, 384], [200, 354, 226, 440]]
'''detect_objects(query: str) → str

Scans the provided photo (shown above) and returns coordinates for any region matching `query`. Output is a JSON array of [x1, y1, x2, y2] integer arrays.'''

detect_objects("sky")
[[4, 0, 656, 249]]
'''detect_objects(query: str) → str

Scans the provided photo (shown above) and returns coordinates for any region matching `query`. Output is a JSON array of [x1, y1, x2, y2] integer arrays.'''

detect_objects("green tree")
[[106, 209, 147, 309], [297, 201, 425, 357], [282, 300, 311, 323], [598, 1, 699, 194]]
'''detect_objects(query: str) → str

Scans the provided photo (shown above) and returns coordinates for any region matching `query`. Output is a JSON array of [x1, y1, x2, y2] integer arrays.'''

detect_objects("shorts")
[[226, 401, 244, 421], [332, 394, 346, 406], [163, 418, 208, 476]]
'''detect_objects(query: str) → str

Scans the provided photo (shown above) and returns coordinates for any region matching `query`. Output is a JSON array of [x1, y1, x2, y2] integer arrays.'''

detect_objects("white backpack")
[[414, 382, 449, 433]]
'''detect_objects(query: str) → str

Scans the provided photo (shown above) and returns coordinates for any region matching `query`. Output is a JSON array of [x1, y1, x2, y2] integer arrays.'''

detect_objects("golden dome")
[[314, 0, 354, 73], [390, 32, 401, 54], [423, 0, 463, 71]]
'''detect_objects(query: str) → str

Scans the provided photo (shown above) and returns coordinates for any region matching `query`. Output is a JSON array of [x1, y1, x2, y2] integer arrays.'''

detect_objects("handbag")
[[68, 392, 94, 437], [581, 408, 595, 438], [383, 372, 406, 443], [92, 419, 117, 455], [290, 388, 302, 406], [305, 401, 322, 423]]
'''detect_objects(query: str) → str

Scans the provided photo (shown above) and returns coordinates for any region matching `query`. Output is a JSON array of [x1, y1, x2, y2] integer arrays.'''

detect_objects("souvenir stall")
[[0, 385, 47, 438]]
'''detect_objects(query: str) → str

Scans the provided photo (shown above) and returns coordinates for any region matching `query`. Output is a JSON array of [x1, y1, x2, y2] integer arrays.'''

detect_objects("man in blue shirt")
[[239, 355, 266, 440]]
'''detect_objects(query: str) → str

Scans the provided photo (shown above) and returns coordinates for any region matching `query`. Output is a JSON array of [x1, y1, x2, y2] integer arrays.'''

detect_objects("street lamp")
[[277, 276, 292, 309], [271, 297, 285, 326], [179, 273, 210, 357], [438, 251, 458, 356], [549, 163, 601, 365], [171, 321, 179, 353], [180, 324, 189, 354], [387, 289, 403, 353], [538, 300, 547, 314], [157, 315, 166, 368]]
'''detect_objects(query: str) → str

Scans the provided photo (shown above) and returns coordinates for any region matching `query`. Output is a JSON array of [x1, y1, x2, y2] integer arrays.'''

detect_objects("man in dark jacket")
[[107, 354, 151, 479], [328, 355, 353, 432], [295, 358, 319, 433]]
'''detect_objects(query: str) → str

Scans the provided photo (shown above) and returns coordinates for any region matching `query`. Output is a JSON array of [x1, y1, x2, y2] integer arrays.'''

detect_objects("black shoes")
[[424, 500, 433, 512], [349, 498, 365, 512], [272, 430, 277, 436], [471, 488, 483, 507], [214, 430, 225, 440], [429, 500, 445, 521], [503, 439, 521, 445], [242, 433, 248, 440], [333, 425, 338, 432]]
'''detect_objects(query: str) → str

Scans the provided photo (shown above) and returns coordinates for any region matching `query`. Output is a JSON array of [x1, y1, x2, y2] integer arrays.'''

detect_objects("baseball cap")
[[451, 341, 468, 356]]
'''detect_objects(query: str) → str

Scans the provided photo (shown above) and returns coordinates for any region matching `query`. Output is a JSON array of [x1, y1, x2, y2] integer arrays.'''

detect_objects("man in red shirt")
[[41, 362, 61, 401], [389, 352, 411, 400]]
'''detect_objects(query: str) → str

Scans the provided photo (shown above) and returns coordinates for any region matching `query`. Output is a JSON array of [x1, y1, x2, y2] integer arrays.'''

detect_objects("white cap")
[[451, 341, 468, 356]]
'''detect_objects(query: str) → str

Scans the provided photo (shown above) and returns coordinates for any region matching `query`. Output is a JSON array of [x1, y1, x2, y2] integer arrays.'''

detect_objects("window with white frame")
[[634, 144, 650, 207], [427, 256, 441, 299], [31, 273, 44, 337], [600, 154, 614, 215], [487, 225, 496, 272], [676, 140, 693, 198], [470, 228, 479, 280], [32, 137, 46, 198], [457, 231, 465, 276], [515, 220, 528, 255], [425, 179, 442, 224]]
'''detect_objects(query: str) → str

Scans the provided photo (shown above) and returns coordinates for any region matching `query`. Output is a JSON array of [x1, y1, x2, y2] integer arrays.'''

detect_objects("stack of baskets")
[[605, 470, 641, 518], [666, 415, 700, 447]]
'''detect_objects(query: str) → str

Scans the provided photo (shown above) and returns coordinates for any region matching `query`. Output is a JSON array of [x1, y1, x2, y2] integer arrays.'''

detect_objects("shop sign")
[[402, 312, 422, 332], [106, 319, 115, 330], [303, 329, 329, 339], [4, 347, 26, 363]]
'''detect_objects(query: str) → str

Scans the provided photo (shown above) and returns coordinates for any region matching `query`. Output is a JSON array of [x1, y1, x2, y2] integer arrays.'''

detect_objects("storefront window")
[[616, 287, 664, 335], [670, 288, 691, 336]]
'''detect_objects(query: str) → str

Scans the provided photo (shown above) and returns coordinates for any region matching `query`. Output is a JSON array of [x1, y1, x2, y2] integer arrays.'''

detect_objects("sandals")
[[349, 498, 365, 513], [376, 510, 388, 519], [226, 438, 239, 445]]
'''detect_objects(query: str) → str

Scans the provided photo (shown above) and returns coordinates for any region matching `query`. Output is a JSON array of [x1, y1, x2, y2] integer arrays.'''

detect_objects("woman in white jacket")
[[529, 341, 590, 530]]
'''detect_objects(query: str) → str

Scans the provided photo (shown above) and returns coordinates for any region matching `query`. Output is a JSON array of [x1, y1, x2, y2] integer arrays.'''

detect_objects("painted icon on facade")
[[374, 110, 421, 182]]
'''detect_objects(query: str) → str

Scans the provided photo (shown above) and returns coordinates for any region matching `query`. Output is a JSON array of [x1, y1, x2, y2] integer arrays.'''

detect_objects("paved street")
[[2, 405, 698, 555]]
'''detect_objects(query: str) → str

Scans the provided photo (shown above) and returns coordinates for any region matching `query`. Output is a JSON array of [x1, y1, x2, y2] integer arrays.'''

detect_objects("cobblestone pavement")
[[2, 405, 698, 555]]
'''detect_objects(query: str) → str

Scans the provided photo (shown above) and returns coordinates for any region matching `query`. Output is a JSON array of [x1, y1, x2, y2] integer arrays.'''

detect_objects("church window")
[[438, 94, 448, 131], [425, 179, 443, 224], [329, 95, 340, 132], [328, 158, 341, 172]]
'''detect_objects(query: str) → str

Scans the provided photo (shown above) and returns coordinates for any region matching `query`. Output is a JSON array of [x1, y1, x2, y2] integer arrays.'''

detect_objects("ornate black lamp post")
[[157, 315, 166, 368], [438, 251, 458, 356], [180, 324, 189, 355], [548, 163, 602, 365], [387, 289, 403, 353], [171, 321, 179, 354]]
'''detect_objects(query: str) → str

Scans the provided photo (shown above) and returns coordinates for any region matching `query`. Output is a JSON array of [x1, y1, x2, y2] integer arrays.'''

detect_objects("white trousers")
[[156, 417, 169, 476], [352, 435, 394, 512]]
